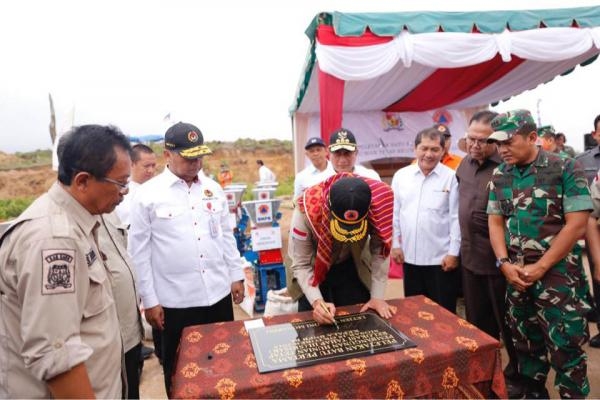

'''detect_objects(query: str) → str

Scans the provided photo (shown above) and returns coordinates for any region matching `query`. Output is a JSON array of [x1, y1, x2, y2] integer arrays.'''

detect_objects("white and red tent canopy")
[[290, 7, 600, 170]]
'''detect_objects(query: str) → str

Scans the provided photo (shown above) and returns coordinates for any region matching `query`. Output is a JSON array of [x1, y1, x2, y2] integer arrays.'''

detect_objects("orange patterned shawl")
[[297, 172, 394, 286]]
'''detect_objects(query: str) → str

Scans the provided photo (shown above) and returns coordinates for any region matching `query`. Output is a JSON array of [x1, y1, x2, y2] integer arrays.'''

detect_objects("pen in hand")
[[319, 301, 339, 330]]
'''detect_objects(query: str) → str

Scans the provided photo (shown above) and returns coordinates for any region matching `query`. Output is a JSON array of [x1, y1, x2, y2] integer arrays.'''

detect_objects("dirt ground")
[[0, 147, 293, 201]]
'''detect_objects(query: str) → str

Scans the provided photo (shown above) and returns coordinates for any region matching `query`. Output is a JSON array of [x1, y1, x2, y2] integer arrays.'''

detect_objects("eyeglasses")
[[100, 177, 129, 193], [466, 137, 489, 146]]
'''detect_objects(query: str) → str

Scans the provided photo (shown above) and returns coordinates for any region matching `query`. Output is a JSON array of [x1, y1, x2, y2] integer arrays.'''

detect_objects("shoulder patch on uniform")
[[292, 227, 308, 241], [42, 249, 75, 295]]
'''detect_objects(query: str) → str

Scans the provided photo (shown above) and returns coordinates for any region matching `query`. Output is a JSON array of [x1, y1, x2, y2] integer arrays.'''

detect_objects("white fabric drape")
[[316, 27, 600, 81]]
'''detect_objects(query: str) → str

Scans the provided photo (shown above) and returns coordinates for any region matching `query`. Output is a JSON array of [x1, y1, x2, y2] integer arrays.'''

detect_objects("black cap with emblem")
[[329, 128, 357, 152], [328, 177, 371, 243], [164, 122, 212, 159]]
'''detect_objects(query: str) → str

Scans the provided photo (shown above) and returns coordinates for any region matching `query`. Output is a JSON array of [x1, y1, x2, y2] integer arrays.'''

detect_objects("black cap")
[[304, 137, 325, 149], [434, 123, 451, 137], [164, 122, 212, 159], [328, 128, 357, 152], [329, 177, 371, 243]]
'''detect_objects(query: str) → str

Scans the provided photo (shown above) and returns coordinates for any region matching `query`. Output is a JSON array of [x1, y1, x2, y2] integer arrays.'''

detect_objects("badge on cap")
[[344, 210, 359, 221], [336, 130, 351, 144], [188, 131, 199, 143]]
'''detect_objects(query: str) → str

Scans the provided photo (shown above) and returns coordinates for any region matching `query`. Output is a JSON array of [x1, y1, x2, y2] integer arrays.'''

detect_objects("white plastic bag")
[[238, 258, 256, 318], [263, 288, 298, 316]]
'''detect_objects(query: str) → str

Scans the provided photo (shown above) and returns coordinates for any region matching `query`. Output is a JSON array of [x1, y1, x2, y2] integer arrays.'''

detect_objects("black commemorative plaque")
[[248, 312, 416, 373]]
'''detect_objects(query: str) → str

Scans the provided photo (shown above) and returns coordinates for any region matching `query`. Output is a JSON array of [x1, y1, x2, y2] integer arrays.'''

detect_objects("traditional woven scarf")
[[298, 171, 394, 286]]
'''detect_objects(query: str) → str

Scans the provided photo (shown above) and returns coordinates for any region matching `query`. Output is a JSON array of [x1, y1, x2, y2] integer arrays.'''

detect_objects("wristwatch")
[[496, 257, 510, 268]]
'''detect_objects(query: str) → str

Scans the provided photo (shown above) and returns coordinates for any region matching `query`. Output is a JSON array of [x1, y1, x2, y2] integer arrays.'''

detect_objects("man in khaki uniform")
[[0, 124, 131, 398], [99, 211, 144, 399]]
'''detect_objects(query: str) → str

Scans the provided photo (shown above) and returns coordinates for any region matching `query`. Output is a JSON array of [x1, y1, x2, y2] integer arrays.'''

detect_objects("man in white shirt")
[[128, 122, 245, 396], [256, 159, 276, 183], [115, 143, 157, 227], [391, 126, 461, 312], [293, 137, 335, 199], [328, 128, 381, 180]]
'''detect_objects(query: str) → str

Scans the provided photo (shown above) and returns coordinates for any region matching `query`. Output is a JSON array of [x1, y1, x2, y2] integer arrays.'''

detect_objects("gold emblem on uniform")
[[204, 189, 214, 197]]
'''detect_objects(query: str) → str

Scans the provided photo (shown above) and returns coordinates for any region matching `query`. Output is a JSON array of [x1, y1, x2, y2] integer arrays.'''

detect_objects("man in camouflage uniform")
[[487, 109, 592, 399], [538, 125, 570, 159]]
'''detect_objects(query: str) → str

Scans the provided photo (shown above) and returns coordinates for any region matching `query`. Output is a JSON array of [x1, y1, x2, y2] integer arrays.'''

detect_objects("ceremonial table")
[[171, 295, 507, 399]]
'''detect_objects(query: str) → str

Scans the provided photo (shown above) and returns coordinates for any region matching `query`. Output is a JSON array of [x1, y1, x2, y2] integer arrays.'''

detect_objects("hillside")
[[0, 140, 294, 200]]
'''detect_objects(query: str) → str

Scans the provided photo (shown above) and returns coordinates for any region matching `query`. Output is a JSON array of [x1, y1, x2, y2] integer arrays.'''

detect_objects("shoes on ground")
[[141, 345, 154, 360], [590, 333, 600, 348]]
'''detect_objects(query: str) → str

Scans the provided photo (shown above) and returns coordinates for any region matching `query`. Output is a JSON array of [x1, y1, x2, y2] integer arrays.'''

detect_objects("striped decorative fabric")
[[298, 172, 393, 286]]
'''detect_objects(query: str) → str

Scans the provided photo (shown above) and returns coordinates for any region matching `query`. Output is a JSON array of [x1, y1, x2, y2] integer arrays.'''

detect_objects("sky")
[[1, 0, 599, 153]]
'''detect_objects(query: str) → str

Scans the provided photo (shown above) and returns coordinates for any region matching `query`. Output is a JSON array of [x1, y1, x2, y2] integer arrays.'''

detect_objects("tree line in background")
[[0, 138, 293, 221]]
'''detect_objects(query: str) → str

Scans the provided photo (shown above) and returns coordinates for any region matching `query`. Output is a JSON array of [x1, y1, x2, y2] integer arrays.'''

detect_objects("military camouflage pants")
[[506, 260, 591, 398]]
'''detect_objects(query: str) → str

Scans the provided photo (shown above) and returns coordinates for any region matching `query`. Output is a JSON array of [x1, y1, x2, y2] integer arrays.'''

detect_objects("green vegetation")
[[1, 149, 52, 170], [206, 138, 292, 153], [0, 198, 34, 221]]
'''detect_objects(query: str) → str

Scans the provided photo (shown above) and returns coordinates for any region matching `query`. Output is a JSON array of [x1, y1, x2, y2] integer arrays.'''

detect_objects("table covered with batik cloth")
[[171, 295, 507, 399]]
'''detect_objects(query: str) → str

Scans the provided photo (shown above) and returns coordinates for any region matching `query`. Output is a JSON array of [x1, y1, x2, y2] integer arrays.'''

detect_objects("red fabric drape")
[[316, 25, 393, 140], [385, 54, 525, 112], [318, 66, 345, 141]]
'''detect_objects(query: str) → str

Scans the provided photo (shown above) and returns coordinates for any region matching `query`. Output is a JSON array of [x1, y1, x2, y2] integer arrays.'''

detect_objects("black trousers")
[[162, 295, 234, 397], [124, 342, 142, 399], [298, 257, 370, 311], [403, 262, 459, 313], [152, 327, 162, 361], [585, 243, 600, 328], [462, 267, 519, 377]]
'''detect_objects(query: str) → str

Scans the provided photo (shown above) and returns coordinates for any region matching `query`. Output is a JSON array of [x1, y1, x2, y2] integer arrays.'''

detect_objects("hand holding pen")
[[312, 300, 339, 329]]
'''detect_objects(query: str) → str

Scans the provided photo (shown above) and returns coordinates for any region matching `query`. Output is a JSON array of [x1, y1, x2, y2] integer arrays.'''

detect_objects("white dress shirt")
[[115, 180, 140, 227], [391, 162, 460, 265], [354, 164, 381, 181], [293, 161, 335, 198], [258, 165, 276, 183], [128, 167, 245, 309]]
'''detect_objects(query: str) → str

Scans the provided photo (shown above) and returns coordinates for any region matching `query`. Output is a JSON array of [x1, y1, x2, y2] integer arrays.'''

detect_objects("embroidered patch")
[[85, 249, 97, 266], [42, 249, 76, 295], [292, 227, 308, 241]]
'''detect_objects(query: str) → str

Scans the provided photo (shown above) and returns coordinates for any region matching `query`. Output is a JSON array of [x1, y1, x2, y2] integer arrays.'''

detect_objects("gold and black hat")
[[329, 177, 371, 243], [164, 122, 212, 159], [328, 128, 357, 152]]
